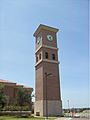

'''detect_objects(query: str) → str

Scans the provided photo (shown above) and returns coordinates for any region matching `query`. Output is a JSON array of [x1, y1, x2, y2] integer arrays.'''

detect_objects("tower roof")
[[33, 24, 59, 37]]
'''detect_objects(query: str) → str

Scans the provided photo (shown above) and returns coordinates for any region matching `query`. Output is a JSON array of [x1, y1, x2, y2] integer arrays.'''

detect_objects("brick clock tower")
[[33, 24, 62, 116]]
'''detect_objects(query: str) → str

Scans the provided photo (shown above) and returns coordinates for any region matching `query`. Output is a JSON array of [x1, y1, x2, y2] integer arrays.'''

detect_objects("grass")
[[0, 116, 56, 120]]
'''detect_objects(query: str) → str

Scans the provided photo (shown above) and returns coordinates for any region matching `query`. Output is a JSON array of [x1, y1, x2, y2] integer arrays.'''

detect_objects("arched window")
[[36, 56, 38, 62], [52, 54, 55, 60], [45, 52, 48, 59], [39, 53, 41, 60]]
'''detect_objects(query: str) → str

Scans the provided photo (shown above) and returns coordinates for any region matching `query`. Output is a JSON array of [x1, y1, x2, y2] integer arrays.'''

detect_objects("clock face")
[[37, 36, 42, 44], [47, 34, 53, 41]]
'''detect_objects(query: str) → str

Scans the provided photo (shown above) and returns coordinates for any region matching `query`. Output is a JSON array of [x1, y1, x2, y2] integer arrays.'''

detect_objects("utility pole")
[[67, 100, 70, 117], [45, 72, 52, 120]]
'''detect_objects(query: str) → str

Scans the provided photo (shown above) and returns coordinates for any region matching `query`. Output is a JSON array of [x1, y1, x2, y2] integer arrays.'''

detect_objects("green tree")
[[16, 87, 25, 106], [16, 87, 32, 109], [0, 84, 8, 109]]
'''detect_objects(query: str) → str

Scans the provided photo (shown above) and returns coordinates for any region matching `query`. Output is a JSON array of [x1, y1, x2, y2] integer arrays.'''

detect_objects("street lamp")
[[45, 72, 52, 120], [67, 100, 70, 117]]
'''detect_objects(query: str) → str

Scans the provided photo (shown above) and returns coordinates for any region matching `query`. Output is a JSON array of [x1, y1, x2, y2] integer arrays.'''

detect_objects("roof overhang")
[[33, 24, 59, 37]]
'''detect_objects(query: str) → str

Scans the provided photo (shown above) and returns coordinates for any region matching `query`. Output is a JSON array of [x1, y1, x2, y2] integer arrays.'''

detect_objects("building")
[[0, 79, 33, 106], [33, 24, 62, 116]]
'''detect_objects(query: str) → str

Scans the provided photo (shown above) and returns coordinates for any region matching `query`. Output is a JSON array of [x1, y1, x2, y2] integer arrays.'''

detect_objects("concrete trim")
[[42, 45, 58, 50], [43, 59, 59, 64], [34, 100, 62, 117], [33, 24, 59, 37], [35, 45, 58, 53], [35, 59, 59, 67]]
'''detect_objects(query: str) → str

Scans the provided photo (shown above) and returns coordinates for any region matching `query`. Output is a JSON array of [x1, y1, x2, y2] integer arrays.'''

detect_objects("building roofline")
[[33, 24, 59, 37], [0, 79, 16, 84], [0, 79, 33, 91]]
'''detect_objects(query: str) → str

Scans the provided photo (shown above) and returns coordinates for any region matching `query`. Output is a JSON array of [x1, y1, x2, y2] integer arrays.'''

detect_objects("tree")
[[16, 87, 32, 109], [0, 84, 8, 109], [16, 87, 25, 106]]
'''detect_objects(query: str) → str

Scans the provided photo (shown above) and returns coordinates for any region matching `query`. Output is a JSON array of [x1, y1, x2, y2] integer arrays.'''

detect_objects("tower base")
[[34, 100, 62, 117]]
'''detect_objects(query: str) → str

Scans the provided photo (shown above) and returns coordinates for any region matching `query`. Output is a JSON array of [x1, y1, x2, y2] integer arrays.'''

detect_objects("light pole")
[[45, 72, 52, 120], [67, 100, 70, 117]]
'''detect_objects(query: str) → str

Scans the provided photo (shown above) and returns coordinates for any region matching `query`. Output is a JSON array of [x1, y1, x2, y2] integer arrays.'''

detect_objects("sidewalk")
[[55, 117, 72, 120]]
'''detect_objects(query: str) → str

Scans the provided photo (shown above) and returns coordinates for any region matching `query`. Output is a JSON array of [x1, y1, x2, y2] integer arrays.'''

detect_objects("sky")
[[0, 0, 89, 108]]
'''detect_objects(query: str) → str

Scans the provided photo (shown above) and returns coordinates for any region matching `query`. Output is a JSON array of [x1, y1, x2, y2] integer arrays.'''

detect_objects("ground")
[[55, 118, 89, 120], [0, 116, 56, 120], [0, 116, 89, 120]]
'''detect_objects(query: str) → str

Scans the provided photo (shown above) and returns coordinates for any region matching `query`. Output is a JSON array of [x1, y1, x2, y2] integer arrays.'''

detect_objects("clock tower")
[[33, 24, 62, 116]]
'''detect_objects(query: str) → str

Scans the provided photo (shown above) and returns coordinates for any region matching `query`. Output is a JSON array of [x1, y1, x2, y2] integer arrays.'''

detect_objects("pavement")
[[55, 117, 72, 120], [55, 117, 89, 120]]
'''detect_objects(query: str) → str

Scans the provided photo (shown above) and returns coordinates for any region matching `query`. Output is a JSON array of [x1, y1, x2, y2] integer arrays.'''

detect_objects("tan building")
[[0, 79, 33, 106], [34, 24, 62, 116]]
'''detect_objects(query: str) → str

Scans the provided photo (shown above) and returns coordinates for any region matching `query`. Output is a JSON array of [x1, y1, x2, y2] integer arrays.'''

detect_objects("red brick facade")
[[34, 24, 62, 116], [0, 79, 33, 105]]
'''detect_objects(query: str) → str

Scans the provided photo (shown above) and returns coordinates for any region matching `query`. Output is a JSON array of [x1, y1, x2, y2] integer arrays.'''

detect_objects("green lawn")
[[0, 116, 56, 120]]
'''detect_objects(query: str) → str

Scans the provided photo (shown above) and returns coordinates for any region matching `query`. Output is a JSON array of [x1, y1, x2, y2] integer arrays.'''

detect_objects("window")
[[36, 56, 38, 62], [39, 53, 41, 60], [45, 52, 48, 59], [52, 54, 55, 60]]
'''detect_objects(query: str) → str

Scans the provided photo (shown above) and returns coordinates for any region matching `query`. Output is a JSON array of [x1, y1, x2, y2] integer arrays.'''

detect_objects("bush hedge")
[[2, 105, 30, 111], [0, 111, 31, 117]]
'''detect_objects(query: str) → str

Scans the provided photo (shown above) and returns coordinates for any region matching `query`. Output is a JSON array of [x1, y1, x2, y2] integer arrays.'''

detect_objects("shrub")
[[2, 105, 30, 111], [21, 106, 30, 111], [0, 111, 31, 116]]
